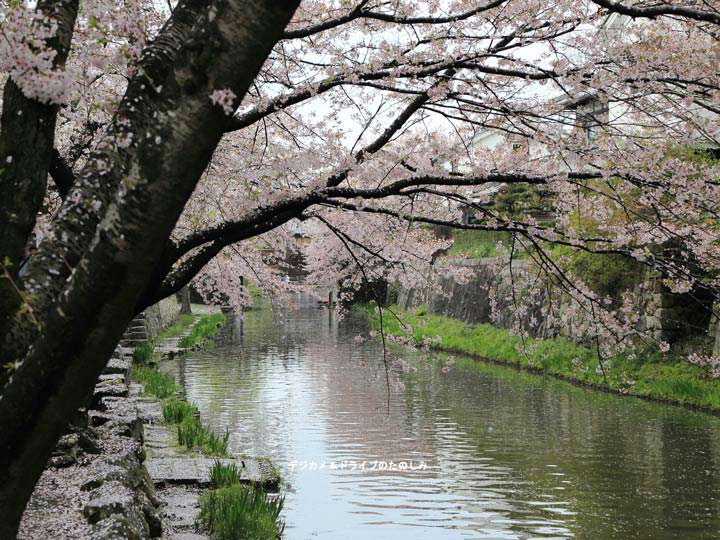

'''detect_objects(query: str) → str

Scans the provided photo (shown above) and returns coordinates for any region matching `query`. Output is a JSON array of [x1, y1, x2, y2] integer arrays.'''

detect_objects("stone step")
[[146, 457, 280, 490], [156, 485, 209, 538], [126, 328, 149, 335], [127, 327, 147, 334], [122, 338, 148, 347], [90, 381, 129, 410], [102, 357, 131, 377], [155, 345, 185, 360], [99, 373, 126, 385]]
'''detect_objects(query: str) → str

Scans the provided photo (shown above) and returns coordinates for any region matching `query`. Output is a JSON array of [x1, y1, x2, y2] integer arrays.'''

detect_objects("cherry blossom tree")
[[0, 1, 718, 536]]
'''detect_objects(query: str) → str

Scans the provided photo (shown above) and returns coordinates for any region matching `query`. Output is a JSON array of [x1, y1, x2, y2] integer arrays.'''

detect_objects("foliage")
[[448, 230, 511, 259], [245, 285, 264, 301], [210, 459, 243, 488], [177, 414, 229, 456], [132, 343, 155, 365], [131, 365, 179, 399], [366, 306, 720, 410], [551, 244, 646, 299], [490, 183, 554, 218], [162, 398, 199, 424], [197, 484, 285, 540], [179, 313, 226, 349]]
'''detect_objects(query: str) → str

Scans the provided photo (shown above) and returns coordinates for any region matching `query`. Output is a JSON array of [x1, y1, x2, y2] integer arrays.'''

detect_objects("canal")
[[163, 297, 720, 539]]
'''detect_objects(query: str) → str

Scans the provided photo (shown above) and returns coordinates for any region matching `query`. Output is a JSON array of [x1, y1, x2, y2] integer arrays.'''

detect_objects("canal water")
[[164, 297, 720, 540]]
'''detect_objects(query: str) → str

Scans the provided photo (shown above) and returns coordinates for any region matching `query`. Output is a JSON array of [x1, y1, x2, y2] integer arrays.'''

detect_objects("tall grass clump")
[[162, 398, 198, 424], [197, 484, 285, 540], [132, 342, 155, 364], [179, 312, 226, 348], [177, 414, 229, 456], [131, 365, 179, 399], [210, 459, 242, 487]]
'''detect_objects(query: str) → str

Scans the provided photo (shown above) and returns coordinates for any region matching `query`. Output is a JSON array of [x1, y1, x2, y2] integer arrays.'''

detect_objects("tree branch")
[[49, 149, 76, 200], [282, 0, 509, 39], [591, 0, 720, 24]]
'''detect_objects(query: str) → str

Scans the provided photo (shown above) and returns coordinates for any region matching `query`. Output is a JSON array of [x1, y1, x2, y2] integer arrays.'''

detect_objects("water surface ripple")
[[164, 298, 720, 539]]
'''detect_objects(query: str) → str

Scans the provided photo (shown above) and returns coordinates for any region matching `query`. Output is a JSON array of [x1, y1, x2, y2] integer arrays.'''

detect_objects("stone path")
[[132, 308, 280, 540], [20, 306, 276, 540], [148, 456, 278, 487]]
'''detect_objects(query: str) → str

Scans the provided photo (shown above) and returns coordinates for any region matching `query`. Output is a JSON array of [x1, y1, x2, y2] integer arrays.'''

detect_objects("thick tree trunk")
[[0, 0, 79, 348], [179, 285, 192, 314], [0, 0, 214, 367], [0, 1, 299, 538]]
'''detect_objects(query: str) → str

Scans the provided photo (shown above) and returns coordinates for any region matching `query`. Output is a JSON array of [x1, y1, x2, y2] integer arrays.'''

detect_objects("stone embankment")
[[398, 257, 720, 353], [19, 308, 278, 540]]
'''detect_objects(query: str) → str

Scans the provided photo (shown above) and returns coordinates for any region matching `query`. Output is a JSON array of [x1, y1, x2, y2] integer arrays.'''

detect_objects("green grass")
[[131, 364, 179, 399], [158, 313, 196, 340], [179, 312, 227, 348], [130, 323, 234, 458], [448, 230, 510, 258], [245, 284, 264, 300], [177, 414, 229, 456], [162, 398, 199, 424], [365, 304, 720, 411], [132, 343, 155, 364], [162, 397, 230, 456], [197, 484, 285, 540], [210, 459, 243, 488]]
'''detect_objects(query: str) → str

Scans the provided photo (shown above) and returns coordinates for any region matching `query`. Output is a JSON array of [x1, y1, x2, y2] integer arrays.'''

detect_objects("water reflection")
[[164, 297, 720, 539]]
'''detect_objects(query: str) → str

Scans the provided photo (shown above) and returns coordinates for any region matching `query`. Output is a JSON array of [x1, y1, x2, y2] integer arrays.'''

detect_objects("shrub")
[[552, 244, 644, 299], [197, 485, 285, 540]]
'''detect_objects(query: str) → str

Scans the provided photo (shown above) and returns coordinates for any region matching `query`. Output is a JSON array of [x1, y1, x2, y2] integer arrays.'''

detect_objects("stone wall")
[[143, 296, 180, 342], [396, 258, 717, 352], [120, 297, 181, 349], [397, 258, 537, 330]]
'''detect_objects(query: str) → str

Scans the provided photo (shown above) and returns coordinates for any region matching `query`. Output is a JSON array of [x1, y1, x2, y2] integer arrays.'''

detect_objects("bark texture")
[[0, 1, 299, 537], [0, 0, 79, 349]]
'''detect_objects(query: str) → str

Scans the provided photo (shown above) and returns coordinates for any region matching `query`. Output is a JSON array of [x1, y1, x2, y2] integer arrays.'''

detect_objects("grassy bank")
[[448, 230, 509, 258], [132, 362, 230, 455], [158, 313, 196, 340], [364, 305, 720, 411], [130, 312, 285, 538], [179, 312, 226, 348], [131, 311, 230, 455]]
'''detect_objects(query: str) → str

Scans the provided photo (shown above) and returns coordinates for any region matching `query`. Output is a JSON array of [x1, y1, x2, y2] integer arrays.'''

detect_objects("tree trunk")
[[0, 2, 299, 537], [0, 0, 79, 347], [179, 285, 192, 314]]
